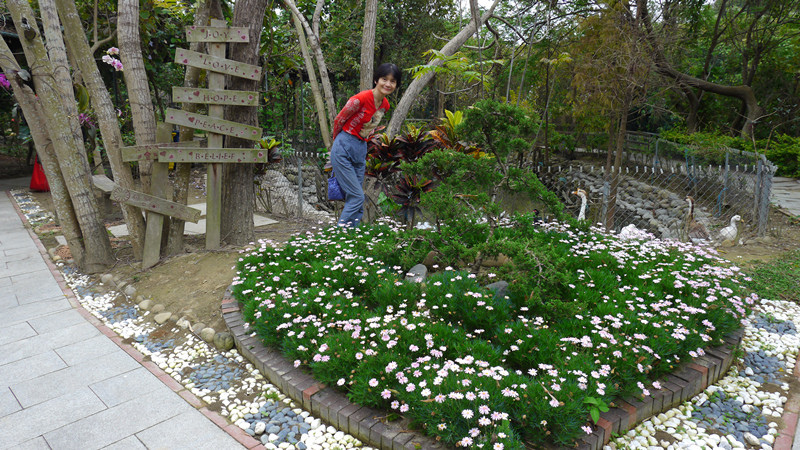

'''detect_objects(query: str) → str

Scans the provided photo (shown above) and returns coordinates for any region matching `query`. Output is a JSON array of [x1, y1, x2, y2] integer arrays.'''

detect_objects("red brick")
[[780, 412, 798, 440], [199, 407, 230, 429], [616, 399, 638, 428], [595, 418, 613, 444], [784, 394, 800, 414], [223, 424, 261, 448], [157, 372, 184, 392], [303, 383, 324, 403], [775, 435, 793, 450], [178, 389, 203, 408], [221, 307, 239, 314], [687, 362, 710, 389]]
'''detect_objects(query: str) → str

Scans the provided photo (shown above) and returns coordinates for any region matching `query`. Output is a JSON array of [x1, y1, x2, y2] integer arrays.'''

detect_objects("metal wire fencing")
[[253, 148, 336, 223], [539, 132, 776, 239]]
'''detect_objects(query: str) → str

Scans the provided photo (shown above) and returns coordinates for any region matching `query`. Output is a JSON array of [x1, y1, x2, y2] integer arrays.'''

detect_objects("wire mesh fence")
[[539, 132, 776, 239], [254, 148, 336, 223], [253, 130, 775, 240]]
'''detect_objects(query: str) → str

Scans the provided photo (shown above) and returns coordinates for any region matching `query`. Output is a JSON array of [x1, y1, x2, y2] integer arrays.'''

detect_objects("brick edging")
[[222, 287, 446, 450], [577, 328, 745, 450], [6, 191, 261, 449]]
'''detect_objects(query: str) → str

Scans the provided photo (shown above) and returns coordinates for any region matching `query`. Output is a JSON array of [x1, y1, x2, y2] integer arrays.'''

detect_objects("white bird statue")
[[572, 189, 588, 221], [717, 215, 742, 243]]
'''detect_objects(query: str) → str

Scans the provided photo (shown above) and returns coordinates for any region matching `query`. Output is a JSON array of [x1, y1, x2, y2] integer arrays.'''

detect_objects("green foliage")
[[745, 250, 800, 302], [660, 129, 800, 176], [233, 220, 753, 447], [584, 397, 610, 424]]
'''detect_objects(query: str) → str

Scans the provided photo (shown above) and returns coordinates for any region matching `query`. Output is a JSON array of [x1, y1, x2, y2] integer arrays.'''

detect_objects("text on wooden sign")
[[172, 87, 258, 106], [165, 108, 262, 142], [174, 48, 261, 80], [185, 26, 249, 43], [111, 186, 202, 223]]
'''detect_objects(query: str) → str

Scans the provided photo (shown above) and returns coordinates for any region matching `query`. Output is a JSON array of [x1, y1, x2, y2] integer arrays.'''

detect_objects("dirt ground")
[[13, 160, 800, 333], [27, 168, 325, 331]]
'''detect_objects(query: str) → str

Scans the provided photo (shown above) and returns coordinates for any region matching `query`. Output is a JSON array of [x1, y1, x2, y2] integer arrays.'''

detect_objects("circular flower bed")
[[232, 217, 755, 448]]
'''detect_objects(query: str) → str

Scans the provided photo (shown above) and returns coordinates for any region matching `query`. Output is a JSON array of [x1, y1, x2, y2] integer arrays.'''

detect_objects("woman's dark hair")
[[373, 63, 401, 87]]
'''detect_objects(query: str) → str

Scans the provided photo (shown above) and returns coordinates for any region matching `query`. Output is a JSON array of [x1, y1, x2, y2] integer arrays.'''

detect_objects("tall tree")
[[0, 36, 86, 267], [119, 0, 157, 192], [221, 0, 269, 245], [359, 0, 378, 91], [387, 0, 501, 137], [9, 0, 114, 272], [55, 0, 147, 258]]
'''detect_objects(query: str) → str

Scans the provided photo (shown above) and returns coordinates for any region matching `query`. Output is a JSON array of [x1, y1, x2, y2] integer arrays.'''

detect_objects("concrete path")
[[0, 178, 243, 449], [771, 176, 800, 218]]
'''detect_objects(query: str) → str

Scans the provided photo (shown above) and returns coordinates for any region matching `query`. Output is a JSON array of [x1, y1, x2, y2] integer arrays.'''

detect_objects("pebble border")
[[6, 191, 262, 449], [222, 287, 445, 450]]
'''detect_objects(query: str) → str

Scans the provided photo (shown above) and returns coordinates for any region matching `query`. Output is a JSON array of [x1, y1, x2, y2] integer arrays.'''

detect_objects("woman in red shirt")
[[330, 63, 401, 227]]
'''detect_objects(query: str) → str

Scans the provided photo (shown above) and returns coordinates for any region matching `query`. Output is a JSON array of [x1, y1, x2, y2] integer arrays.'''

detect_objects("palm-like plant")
[[391, 174, 435, 229], [396, 124, 437, 162], [366, 133, 403, 190], [429, 109, 484, 158]]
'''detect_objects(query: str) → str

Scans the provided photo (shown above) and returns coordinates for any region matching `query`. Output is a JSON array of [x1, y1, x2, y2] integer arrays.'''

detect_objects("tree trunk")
[[119, 0, 157, 193], [636, 0, 761, 138], [10, 0, 113, 273], [359, 0, 378, 91], [387, 0, 500, 137], [39, 0, 90, 177], [292, 13, 331, 148], [281, 0, 336, 128], [0, 37, 86, 267], [221, 0, 268, 245], [56, 0, 146, 259], [166, 0, 217, 256]]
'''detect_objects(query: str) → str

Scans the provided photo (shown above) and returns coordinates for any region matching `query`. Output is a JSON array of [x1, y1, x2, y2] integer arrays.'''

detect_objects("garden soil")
[[19, 168, 800, 333]]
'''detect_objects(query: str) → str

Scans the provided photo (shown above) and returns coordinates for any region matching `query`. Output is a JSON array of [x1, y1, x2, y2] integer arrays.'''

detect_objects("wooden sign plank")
[[165, 108, 262, 142], [111, 186, 201, 223], [174, 48, 261, 80], [158, 148, 270, 163], [173, 87, 258, 106], [121, 142, 196, 162], [141, 123, 173, 269], [185, 26, 249, 43]]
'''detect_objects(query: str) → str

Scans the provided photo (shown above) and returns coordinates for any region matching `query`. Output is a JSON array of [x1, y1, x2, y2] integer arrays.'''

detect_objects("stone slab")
[[12, 273, 64, 304], [0, 350, 67, 388], [55, 333, 121, 366], [0, 297, 72, 328], [0, 321, 100, 366], [0, 387, 21, 417], [0, 322, 37, 346], [41, 389, 192, 449], [89, 367, 168, 408], [15, 436, 50, 449], [11, 350, 141, 408], [0, 388, 106, 448], [135, 410, 242, 449], [27, 308, 86, 334], [102, 436, 147, 450]]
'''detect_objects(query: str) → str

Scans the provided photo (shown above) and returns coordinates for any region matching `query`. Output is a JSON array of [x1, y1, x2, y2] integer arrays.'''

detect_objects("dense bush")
[[660, 129, 800, 177], [233, 220, 754, 448]]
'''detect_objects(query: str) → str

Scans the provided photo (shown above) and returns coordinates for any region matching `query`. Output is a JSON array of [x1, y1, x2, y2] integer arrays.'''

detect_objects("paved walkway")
[[771, 176, 800, 218], [0, 178, 243, 450]]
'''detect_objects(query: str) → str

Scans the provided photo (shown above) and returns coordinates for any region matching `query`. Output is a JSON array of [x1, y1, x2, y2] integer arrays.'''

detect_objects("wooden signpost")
[[168, 18, 262, 250], [115, 20, 263, 268]]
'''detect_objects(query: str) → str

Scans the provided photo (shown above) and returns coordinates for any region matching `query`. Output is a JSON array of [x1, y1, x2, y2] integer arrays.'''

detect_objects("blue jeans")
[[331, 132, 367, 227]]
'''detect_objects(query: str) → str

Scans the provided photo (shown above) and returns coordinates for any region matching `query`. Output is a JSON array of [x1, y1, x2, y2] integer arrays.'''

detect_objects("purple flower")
[[0, 73, 10, 90]]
